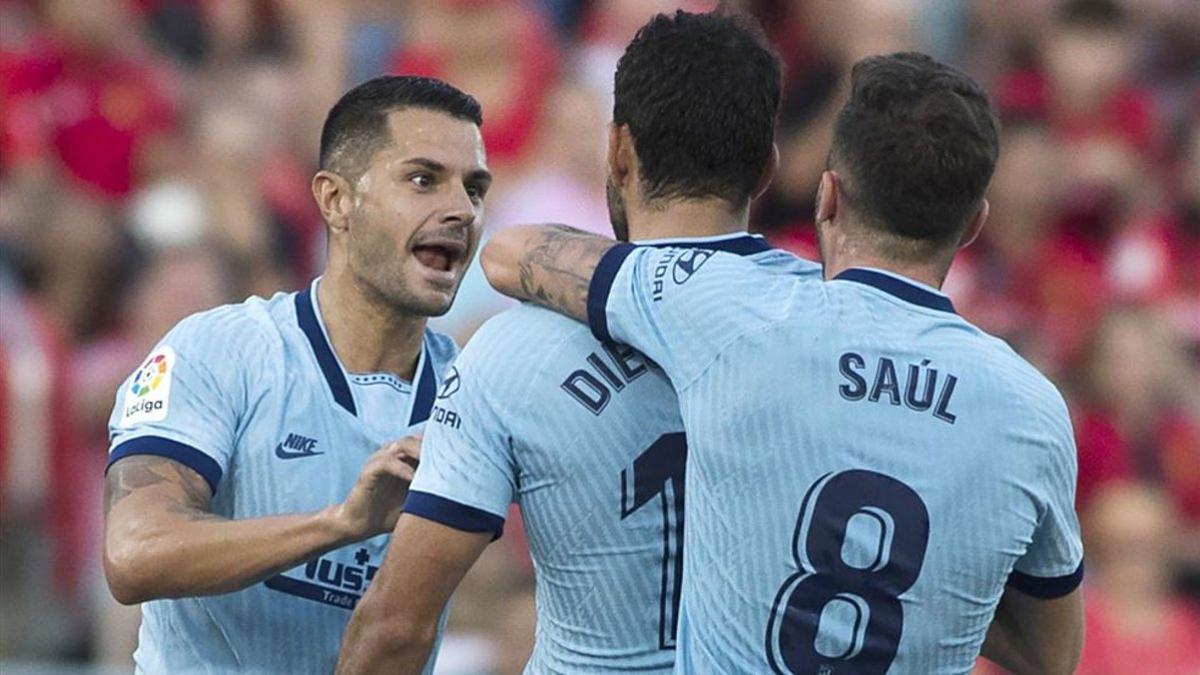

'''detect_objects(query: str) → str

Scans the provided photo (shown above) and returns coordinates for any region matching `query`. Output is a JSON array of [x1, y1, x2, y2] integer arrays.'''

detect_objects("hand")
[[334, 436, 422, 541]]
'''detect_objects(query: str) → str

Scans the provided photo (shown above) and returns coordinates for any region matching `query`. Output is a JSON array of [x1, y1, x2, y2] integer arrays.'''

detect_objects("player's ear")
[[312, 170, 354, 234], [815, 170, 839, 226], [958, 198, 988, 250], [608, 123, 636, 189], [751, 143, 779, 201]]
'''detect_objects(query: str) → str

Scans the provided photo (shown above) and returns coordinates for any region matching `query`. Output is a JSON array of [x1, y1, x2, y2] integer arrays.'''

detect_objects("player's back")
[[666, 267, 1082, 674], [413, 235, 819, 672]]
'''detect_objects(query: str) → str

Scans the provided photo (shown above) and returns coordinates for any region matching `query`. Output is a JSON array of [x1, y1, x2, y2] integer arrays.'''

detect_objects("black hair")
[[613, 10, 781, 206], [318, 75, 482, 179], [830, 52, 1000, 255]]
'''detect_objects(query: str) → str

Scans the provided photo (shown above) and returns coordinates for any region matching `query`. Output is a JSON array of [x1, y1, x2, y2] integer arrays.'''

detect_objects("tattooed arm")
[[103, 437, 422, 604], [480, 224, 617, 322]]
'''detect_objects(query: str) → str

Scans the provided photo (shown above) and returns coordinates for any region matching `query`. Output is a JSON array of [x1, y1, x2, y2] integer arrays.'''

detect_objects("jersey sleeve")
[[1008, 395, 1085, 598], [106, 311, 248, 494], [404, 323, 524, 540], [587, 244, 790, 388]]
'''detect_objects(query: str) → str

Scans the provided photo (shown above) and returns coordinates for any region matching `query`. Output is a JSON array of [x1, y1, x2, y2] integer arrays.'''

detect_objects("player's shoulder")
[[746, 248, 823, 277], [456, 303, 591, 383], [964, 327, 1072, 438], [166, 291, 289, 362], [471, 302, 591, 357]]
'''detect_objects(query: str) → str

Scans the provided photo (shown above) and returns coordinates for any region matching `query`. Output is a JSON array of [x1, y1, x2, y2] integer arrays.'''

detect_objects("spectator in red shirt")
[[1072, 307, 1200, 587], [1077, 482, 1200, 674], [1, 0, 178, 199]]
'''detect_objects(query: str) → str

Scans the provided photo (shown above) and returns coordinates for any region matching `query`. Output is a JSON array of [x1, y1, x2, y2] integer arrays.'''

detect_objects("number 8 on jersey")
[[766, 470, 931, 674]]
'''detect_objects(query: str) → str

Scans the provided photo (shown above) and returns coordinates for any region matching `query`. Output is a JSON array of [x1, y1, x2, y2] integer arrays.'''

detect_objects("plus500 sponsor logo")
[[303, 556, 379, 593]]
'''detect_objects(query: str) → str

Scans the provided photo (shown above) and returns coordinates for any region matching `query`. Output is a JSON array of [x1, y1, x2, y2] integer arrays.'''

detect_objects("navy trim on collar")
[[588, 243, 637, 343], [645, 234, 773, 256], [408, 338, 438, 426], [834, 268, 956, 314], [295, 288, 357, 416]]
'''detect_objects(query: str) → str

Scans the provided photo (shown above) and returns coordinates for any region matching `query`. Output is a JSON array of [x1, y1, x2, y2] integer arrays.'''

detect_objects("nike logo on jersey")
[[274, 433, 323, 459]]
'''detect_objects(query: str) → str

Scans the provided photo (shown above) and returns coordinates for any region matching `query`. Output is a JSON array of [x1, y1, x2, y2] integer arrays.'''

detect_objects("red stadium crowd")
[[1, 0, 1197, 671]]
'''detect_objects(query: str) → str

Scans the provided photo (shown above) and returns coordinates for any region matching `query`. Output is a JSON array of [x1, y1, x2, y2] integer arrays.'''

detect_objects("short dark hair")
[[830, 52, 1000, 254], [319, 75, 482, 179], [614, 10, 781, 206]]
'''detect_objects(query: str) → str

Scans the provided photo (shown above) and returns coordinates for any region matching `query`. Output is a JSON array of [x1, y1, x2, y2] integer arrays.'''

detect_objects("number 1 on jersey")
[[767, 470, 930, 674], [620, 433, 687, 650]]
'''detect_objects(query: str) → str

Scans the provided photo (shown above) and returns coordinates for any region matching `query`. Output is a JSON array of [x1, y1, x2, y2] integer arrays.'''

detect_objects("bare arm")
[[103, 438, 419, 605], [336, 514, 491, 675], [480, 224, 618, 322], [980, 586, 1084, 675]]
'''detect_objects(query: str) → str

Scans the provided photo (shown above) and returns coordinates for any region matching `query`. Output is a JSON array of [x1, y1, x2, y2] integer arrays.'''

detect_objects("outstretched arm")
[[480, 224, 618, 322], [103, 438, 419, 604]]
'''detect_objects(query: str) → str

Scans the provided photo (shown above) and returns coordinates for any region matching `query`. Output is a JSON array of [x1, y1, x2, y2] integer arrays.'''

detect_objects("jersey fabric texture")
[[587, 245, 1083, 675], [408, 234, 821, 672], [106, 278, 456, 674]]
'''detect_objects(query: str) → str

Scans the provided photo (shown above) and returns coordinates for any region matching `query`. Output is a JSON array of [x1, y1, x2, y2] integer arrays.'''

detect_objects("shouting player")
[[482, 52, 1084, 674], [337, 12, 816, 674], [102, 75, 491, 673]]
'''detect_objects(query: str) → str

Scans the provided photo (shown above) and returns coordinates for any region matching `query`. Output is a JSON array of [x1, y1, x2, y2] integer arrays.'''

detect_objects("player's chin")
[[402, 257, 466, 314], [405, 277, 462, 316]]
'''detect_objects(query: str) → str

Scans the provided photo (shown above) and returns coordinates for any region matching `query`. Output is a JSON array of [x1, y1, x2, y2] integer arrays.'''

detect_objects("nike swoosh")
[[275, 444, 325, 460]]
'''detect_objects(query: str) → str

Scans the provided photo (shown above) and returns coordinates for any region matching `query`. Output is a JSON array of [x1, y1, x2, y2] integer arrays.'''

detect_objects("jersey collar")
[[633, 231, 773, 256], [833, 267, 956, 314], [295, 278, 439, 423]]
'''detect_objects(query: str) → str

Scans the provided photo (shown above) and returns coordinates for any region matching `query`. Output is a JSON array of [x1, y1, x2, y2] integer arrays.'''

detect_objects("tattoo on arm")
[[105, 455, 217, 521], [515, 225, 613, 320]]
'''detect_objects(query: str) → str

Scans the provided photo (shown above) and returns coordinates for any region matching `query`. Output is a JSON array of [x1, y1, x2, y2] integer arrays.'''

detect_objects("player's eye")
[[466, 183, 486, 202], [409, 173, 434, 190]]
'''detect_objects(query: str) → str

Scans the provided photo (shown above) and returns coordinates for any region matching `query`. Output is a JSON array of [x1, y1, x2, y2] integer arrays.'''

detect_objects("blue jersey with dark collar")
[[107, 278, 456, 674], [588, 248, 1083, 674], [408, 234, 821, 672]]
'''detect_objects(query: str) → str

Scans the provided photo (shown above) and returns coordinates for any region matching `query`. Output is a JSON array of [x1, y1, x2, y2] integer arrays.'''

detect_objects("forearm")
[[480, 223, 615, 322], [981, 588, 1083, 675], [336, 589, 437, 675], [105, 499, 354, 603], [980, 601, 1036, 675], [337, 515, 491, 674]]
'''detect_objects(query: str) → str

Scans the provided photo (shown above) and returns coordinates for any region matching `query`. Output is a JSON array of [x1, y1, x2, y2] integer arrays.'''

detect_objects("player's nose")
[[438, 183, 478, 228]]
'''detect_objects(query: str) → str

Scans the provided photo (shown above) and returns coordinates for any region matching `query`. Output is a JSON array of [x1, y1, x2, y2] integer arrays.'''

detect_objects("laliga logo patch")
[[672, 249, 713, 285], [121, 346, 175, 427]]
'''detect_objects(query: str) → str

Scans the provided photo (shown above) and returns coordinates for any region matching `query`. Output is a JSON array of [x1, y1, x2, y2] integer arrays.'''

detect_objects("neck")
[[820, 223, 952, 289], [316, 266, 427, 381], [626, 198, 750, 242]]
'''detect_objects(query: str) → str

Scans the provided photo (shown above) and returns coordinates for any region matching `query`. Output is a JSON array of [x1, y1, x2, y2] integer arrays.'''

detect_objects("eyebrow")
[[402, 157, 493, 184]]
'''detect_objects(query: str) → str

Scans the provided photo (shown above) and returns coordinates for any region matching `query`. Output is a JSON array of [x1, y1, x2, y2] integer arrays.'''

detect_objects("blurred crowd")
[[0, 0, 1197, 672]]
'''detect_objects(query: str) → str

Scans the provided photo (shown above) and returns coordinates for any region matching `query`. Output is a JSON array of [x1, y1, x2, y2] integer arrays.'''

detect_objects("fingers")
[[370, 455, 416, 484], [376, 434, 422, 469]]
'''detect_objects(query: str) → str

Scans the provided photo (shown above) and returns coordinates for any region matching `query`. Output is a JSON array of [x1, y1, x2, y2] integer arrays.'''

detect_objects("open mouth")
[[412, 240, 466, 273]]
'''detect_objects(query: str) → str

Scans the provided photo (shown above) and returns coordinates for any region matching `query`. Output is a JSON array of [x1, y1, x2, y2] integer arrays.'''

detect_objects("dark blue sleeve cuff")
[[587, 243, 637, 343], [404, 491, 505, 540], [1007, 561, 1084, 599], [107, 436, 223, 495]]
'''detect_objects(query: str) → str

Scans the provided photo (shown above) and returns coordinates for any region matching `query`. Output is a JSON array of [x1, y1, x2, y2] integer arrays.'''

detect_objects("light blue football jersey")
[[586, 247, 1084, 674], [407, 234, 820, 672], [106, 278, 456, 675]]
